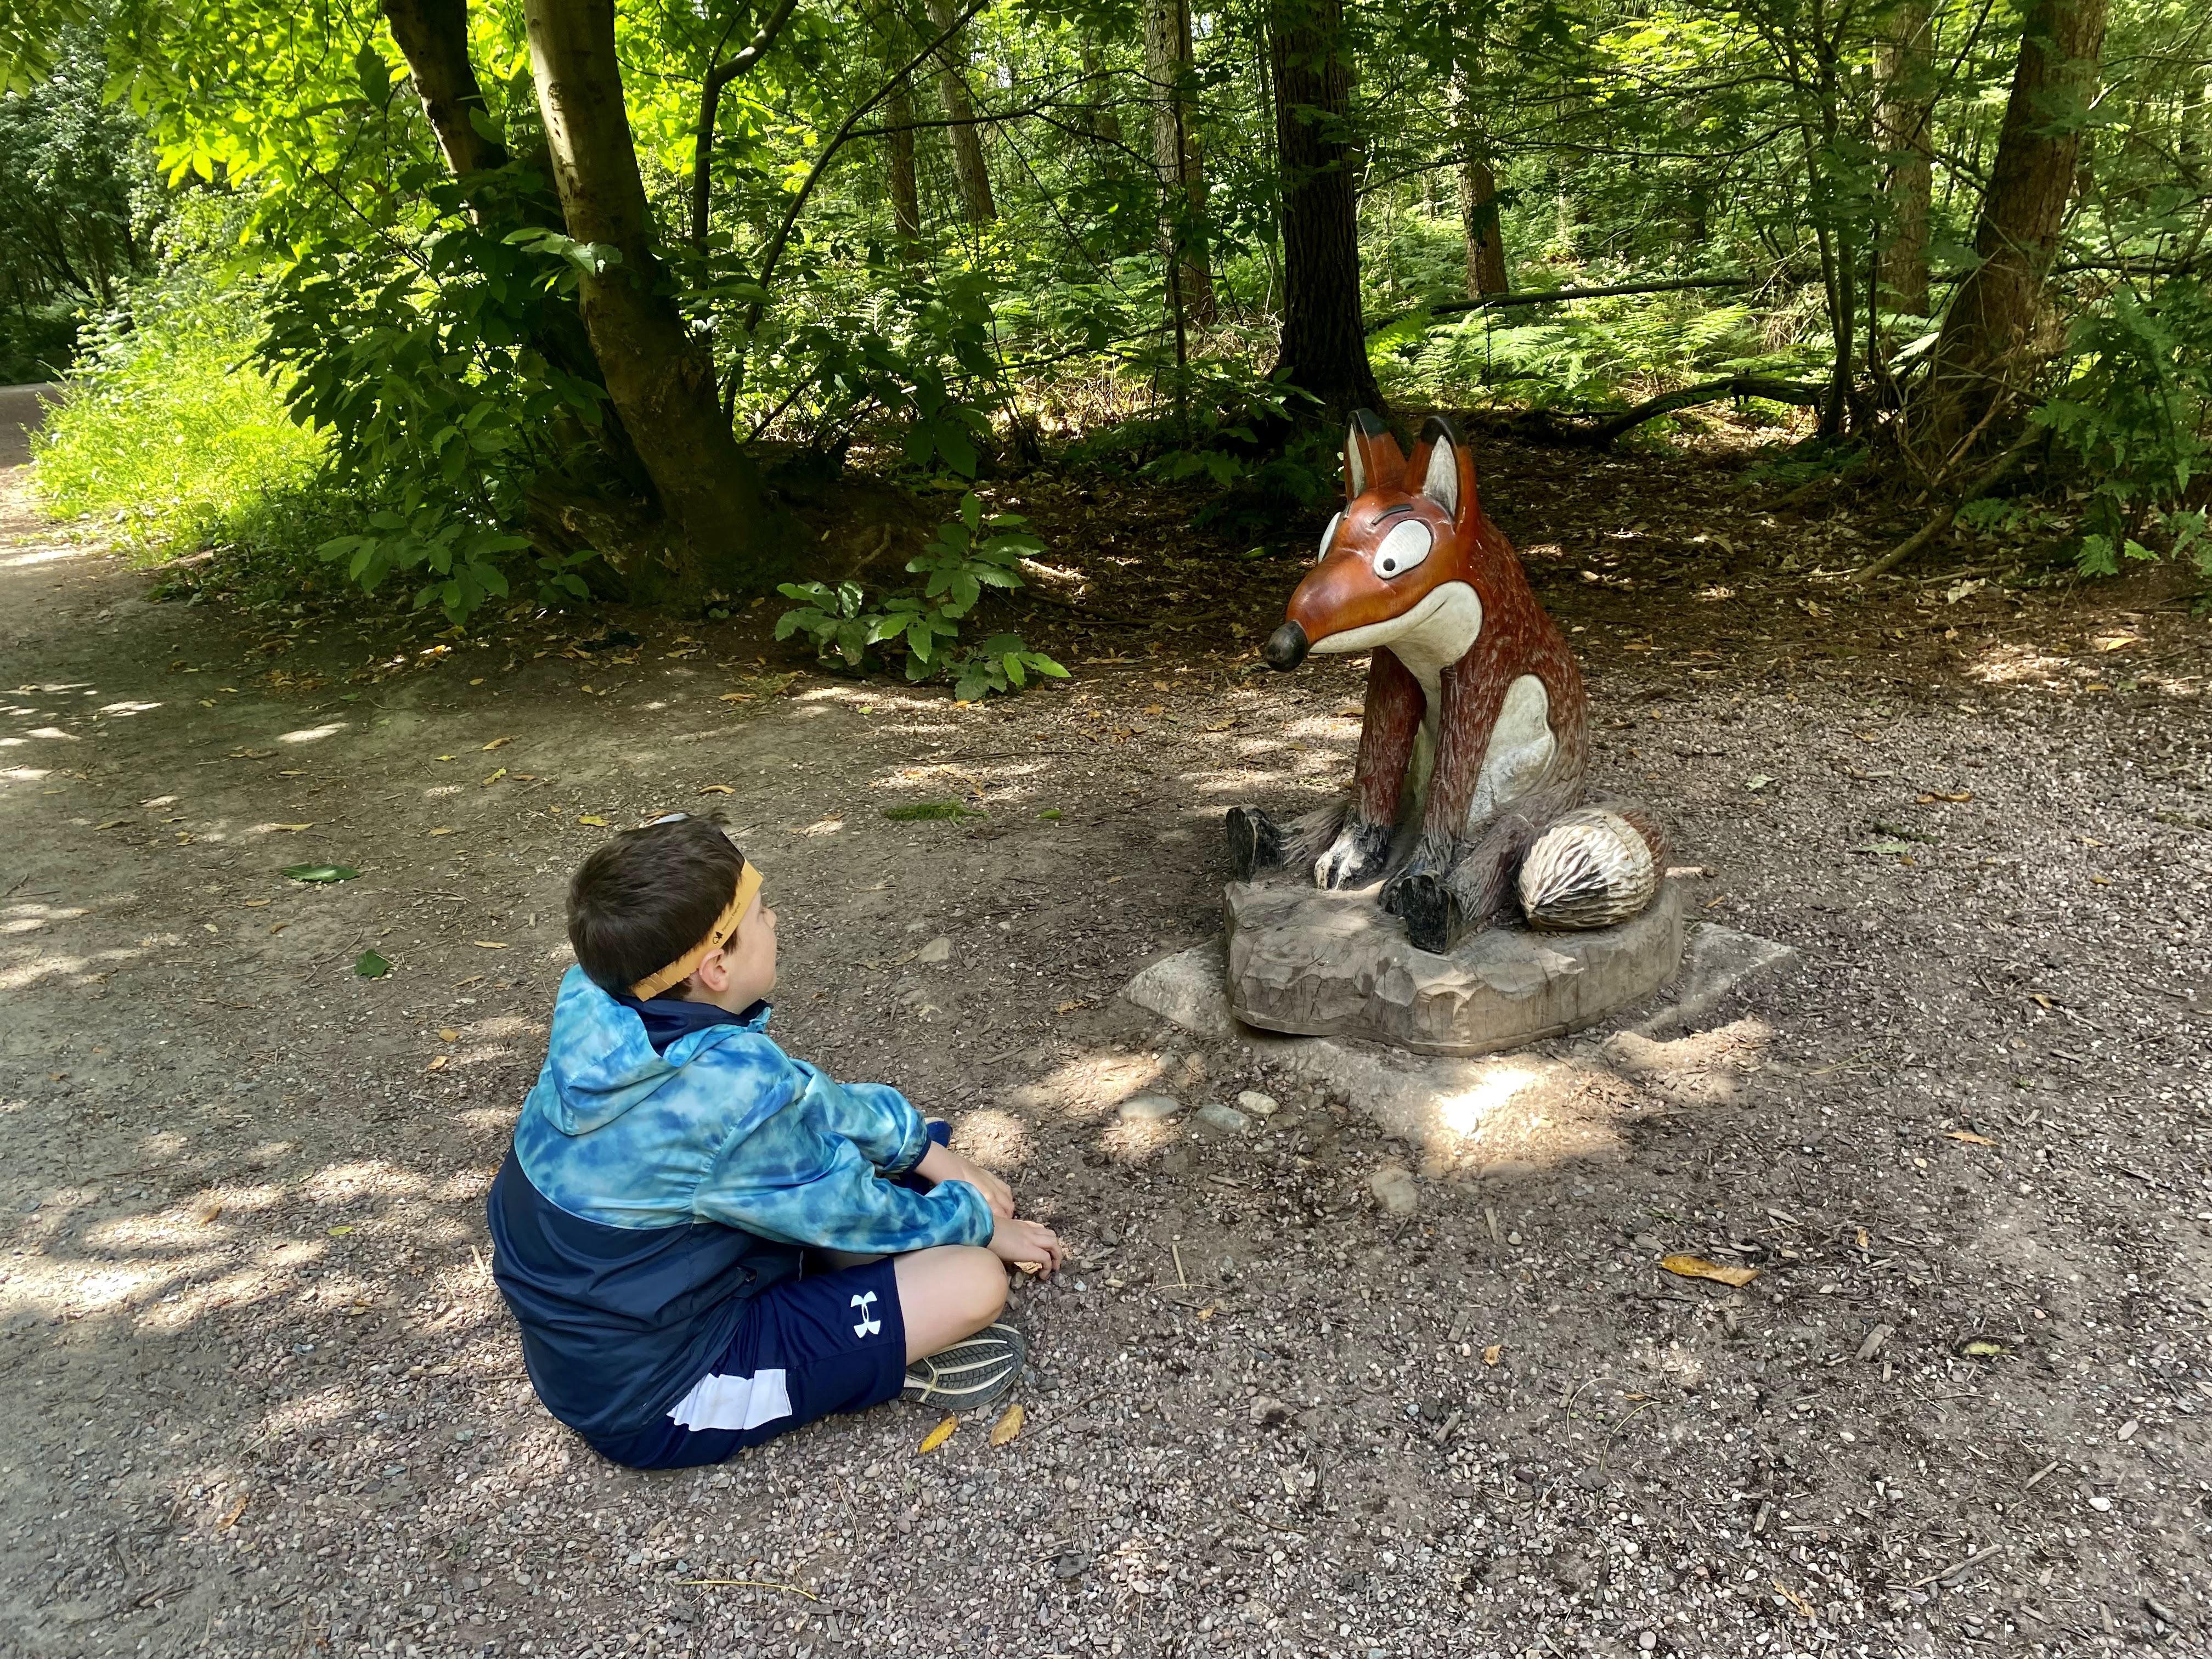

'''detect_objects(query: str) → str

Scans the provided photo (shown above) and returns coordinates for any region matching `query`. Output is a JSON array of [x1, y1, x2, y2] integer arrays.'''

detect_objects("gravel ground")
[[4, 383, 2212, 1659]]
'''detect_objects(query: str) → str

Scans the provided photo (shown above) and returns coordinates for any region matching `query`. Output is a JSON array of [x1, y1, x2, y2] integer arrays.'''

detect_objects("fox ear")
[[1414, 414, 1479, 526], [1343, 409, 1404, 500]]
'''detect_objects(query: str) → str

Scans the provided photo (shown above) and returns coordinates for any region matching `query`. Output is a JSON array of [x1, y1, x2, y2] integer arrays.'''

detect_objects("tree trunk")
[[884, 76, 923, 252], [923, 0, 996, 224], [522, 0, 792, 595], [1915, 0, 2107, 462], [1449, 64, 1506, 296], [1143, 0, 1215, 324], [1079, 36, 1121, 144], [381, 0, 509, 183], [1875, 0, 1935, 318], [1266, 0, 1380, 415]]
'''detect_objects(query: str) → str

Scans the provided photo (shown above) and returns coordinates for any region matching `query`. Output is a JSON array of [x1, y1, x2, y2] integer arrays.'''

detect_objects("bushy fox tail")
[[1515, 800, 1668, 930]]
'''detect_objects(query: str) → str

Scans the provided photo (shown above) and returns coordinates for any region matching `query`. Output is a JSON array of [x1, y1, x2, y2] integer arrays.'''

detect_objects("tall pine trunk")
[[1267, 0, 1380, 415], [884, 76, 923, 252], [1144, 0, 1215, 325], [1451, 65, 1507, 297], [1875, 0, 1935, 318], [1915, 0, 2107, 463], [521, 0, 792, 595], [923, 0, 996, 225]]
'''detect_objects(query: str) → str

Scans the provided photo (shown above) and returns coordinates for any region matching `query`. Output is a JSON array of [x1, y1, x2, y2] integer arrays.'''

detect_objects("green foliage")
[[0, 23, 163, 377], [774, 493, 1066, 699], [30, 268, 330, 560], [2034, 281, 2212, 580]]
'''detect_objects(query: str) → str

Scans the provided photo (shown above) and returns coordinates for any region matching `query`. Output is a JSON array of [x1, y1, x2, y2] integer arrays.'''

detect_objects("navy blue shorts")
[[589, 1256, 907, 1470]]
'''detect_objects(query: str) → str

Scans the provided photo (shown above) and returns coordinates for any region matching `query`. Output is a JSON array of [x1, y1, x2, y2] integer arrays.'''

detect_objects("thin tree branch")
[[691, 0, 806, 248], [1364, 276, 1760, 334]]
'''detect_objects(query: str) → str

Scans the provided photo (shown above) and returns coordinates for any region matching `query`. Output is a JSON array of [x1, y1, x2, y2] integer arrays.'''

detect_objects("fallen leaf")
[[95, 818, 128, 830], [1204, 719, 1235, 732], [797, 815, 845, 836], [191, 1194, 223, 1224], [1660, 1254, 1760, 1288], [438, 1028, 458, 1042], [1916, 791, 1973, 803], [270, 823, 314, 832], [578, 814, 607, 826], [1482, 1344, 1503, 1367], [482, 768, 506, 785], [718, 692, 754, 702], [482, 736, 515, 750], [1945, 1130, 1997, 1147], [1744, 774, 1774, 791], [327, 1224, 353, 1236], [989, 1403, 1025, 1447], [472, 940, 509, 949], [217, 1493, 250, 1529], [1773, 1579, 1815, 1618], [918, 1416, 957, 1454], [1957, 1338, 2010, 1358], [243, 899, 271, 907], [283, 865, 360, 883], [697, 784, 733, 794], [268, 922, 290, 935], [1014, 1261, 1042, 1276], [1195, 1303, 1220, 1321], [2093, 634, 2141, 652], [353, 950, 390, 978], [426, 1055, 448, 1072], [429, 827, 453, 837]]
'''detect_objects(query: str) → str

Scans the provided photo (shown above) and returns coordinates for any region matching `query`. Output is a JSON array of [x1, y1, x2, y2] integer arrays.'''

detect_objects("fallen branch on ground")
[[1849, 440, 2035, 586], [1583, 377, 1825, 448]]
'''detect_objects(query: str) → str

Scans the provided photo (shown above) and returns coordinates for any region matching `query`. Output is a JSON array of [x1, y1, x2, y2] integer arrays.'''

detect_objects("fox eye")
[[1372, 519, 1432, 578], [1316, 511, 1342, 563]]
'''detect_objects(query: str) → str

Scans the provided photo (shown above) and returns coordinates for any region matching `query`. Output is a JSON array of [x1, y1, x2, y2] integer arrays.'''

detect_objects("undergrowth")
[[31, 270, 335, 565]]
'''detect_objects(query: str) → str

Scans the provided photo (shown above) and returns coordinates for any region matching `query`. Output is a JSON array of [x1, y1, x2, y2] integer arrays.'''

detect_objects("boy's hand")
[[989, 1217, 1065, 1276], [918, 1143, 1015, 1221]]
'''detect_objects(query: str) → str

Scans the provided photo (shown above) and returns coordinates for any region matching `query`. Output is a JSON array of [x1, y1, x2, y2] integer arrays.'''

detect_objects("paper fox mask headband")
[[627, 814, 763, 1000]]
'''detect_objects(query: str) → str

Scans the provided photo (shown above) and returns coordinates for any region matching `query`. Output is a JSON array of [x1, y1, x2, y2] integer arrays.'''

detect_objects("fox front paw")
[[1313, 820, 1392, 889]]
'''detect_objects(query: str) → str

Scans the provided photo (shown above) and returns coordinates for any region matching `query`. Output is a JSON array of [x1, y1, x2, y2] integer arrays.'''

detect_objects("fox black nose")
[[1263, 620, 1309, 672]]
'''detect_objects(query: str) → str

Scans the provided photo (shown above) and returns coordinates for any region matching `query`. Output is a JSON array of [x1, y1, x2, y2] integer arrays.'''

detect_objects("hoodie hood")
[[532, 966, 769, 1137]]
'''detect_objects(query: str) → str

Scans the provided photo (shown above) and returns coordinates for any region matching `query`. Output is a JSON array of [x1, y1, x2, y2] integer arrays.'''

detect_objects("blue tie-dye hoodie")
[[487, 966, 992, 1443]]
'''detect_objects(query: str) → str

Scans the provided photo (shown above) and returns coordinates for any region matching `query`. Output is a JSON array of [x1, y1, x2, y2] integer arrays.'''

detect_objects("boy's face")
[[687, 891, 777, 1012]]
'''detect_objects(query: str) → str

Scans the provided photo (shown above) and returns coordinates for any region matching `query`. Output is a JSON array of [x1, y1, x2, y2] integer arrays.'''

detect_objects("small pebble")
[[916, 936, 952, 963], [1236, 1090, 1280, 1116], [1195, 1102, 1248, 1133], [1368, 1165, 1418, 1216], [1116, 1092, 1181, 1122]]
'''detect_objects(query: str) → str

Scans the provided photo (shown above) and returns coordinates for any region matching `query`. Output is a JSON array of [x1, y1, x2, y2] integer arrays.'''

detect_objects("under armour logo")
[[850, 1291, 881, 1339]]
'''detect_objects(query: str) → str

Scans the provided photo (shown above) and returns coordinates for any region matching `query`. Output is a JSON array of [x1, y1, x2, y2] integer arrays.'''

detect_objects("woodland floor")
[[2, 380, 2211, 1659]]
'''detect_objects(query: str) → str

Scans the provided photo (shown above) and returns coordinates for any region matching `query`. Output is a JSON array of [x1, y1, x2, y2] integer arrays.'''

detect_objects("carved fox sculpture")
[[1227, 411, 1666, 954]]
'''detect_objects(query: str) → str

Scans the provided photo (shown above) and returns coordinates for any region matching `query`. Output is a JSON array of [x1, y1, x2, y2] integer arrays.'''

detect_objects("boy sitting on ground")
[[488, 813, 1062, 1469]]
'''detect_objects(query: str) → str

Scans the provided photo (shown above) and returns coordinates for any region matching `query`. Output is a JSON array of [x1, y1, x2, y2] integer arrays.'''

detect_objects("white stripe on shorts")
[[666, 1366, 793, 1434]]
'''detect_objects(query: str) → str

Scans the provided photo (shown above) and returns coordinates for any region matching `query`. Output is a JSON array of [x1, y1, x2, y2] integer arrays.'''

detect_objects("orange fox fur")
[[1230, 411, 1661, 951]]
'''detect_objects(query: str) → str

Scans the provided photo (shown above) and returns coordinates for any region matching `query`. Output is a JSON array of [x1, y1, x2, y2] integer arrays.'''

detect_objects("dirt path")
[[3, 387, 2210, 1659]]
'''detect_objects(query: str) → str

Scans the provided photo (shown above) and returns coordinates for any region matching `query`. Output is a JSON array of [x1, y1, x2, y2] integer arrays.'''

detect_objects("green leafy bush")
[[2033, 280, 2212, 579], [775, 493, 1067, 701], [31, 272, 329, 558]]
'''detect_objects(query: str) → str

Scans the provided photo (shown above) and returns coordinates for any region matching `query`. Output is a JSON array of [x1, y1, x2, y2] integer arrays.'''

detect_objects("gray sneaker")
[[901, 1323, 1026, 1412]]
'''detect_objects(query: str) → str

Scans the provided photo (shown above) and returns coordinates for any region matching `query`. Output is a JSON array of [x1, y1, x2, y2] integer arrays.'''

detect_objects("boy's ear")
[[1343, 409, 1405, 501]]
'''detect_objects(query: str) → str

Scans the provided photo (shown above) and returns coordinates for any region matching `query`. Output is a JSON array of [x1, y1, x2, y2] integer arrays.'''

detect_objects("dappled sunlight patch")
[[0, 936, 169, 990], [1006, 1047, 1164, 1121], [295, 1160, 439, 1206], [1434, 1063, 1546, 1140], [98, 699, 163, 716], [1600, 1018, 1774, 1108], [2, 902, 92, 934], [276, 723, 349, 744], [950, 1108, 1032, 1171], [1098, 1113, 1179, 1164], [453, 1107, 521, 1138], [0, 1254, 199, 1317]]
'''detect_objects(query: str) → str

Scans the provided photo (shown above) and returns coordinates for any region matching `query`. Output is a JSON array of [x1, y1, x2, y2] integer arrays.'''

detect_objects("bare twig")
[[1850, 437, 2034, 586]]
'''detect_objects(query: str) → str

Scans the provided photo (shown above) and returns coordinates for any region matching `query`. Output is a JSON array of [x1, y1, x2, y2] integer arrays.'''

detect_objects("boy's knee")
[[958, 1246, 1008, 1323]]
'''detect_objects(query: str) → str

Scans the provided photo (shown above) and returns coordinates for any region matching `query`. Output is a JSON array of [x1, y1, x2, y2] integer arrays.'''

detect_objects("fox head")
[[1263, 410, 1489, 673]]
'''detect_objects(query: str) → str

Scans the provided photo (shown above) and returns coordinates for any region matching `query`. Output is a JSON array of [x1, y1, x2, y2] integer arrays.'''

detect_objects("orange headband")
[[628, 859, 763, 1001]]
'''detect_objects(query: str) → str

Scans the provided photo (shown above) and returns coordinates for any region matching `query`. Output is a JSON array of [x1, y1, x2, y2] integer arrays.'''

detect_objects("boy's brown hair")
[[567, 814, 746, 996]]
